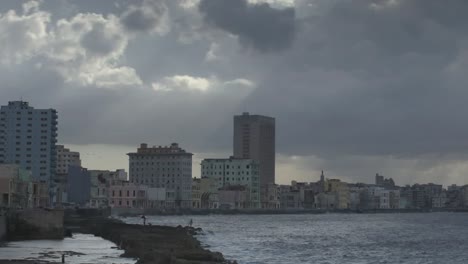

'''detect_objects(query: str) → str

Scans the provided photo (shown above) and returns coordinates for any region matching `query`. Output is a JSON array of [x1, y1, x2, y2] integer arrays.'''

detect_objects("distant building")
[[375, 173, 395, 188], [0, 101, 58, 204], [192, 177, 219, 209], [201, 157, 260, 208], [325, 179, 350, 209], [54, 145, 81, 205], [146, 187, 166, 209], [233, 112, 275, 191], [128, 143, 193, 208], [109, 182, 147, 208], [67, 165, 91, 206], [260, 183, 280, 209], [0, 164, 32, 208], [218, 185, 250, 210], [279, 185, 302, 209], [56, 145, 81, 174], [88, 169, 126, 208]]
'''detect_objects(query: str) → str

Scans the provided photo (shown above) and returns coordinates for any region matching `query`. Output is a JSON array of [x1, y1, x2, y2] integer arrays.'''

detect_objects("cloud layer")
[[1, 0, 468, 186]]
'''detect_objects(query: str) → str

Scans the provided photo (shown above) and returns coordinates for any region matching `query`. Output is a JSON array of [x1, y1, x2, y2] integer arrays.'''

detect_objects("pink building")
[[109, 182, 147, 208]]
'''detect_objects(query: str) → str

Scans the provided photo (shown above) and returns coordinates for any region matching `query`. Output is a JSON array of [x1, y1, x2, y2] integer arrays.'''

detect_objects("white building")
[[128, 143, 193, 208], [201, 157, 260, 208], [0, 101, 58, 186]]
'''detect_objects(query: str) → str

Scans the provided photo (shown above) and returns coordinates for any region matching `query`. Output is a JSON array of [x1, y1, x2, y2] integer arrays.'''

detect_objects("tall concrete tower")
[[233, 112, 275, 187]]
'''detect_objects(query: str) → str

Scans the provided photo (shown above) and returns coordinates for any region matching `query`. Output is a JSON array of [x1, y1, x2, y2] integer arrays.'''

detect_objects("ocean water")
[[0, 233, 136, 264], [123, 213, 468, 264]]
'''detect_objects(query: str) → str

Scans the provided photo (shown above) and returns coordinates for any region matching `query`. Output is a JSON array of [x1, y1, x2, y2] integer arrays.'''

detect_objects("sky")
[[1, 0, 468, 186]]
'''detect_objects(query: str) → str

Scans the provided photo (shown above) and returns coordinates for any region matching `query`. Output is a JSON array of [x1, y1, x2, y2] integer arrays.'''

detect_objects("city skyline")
[[1, 0, 468, 186]]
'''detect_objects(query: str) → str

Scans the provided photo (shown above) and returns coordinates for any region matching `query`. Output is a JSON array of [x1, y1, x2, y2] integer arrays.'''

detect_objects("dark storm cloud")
[[198, 0, 295, 52], [241, 0, 468, 158], [3, 0, 468, 185], [120, 0, 167, 33]]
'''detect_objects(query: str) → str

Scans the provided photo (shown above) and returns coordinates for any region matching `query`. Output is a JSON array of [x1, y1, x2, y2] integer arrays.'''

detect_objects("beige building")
[[192, 177, 219, 209], [56, 145, 81, 174], [218, 185, 250, 209], [233, 112, 275, 192], [128, 143, 193, 208], [89, 169, 126, 208], [324, 179, 350, 209], [54, 145, 81, 206], [109, 182, 147, 208]]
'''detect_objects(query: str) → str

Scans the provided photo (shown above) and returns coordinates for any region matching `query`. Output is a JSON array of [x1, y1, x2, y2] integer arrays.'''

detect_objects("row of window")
[[131, 161, 191, 166], [0, 148, 48, 152], [201, 165, 251, 169]]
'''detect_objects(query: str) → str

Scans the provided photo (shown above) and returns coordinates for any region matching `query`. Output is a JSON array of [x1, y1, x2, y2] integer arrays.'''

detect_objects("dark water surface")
[[124, 213, 468, 264]]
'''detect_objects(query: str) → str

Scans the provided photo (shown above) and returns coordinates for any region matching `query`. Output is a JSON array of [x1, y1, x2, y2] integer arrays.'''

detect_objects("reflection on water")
[[0, 233, 136, 264]]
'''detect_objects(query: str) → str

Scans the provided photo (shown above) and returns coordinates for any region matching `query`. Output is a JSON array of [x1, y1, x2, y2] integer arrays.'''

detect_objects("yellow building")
[[192, 177, 219, 209], [325, 179, 350, 209]]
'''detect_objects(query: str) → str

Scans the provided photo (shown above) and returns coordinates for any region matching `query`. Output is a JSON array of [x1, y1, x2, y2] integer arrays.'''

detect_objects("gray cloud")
[[2, 0, 468, 185], [198, 0, 295, 52], [120, 0, 168, 34]]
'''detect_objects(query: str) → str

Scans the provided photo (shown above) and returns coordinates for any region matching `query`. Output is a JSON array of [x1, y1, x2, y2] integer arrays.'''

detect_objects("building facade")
[[109, 182, 147, 208], [54, 145, 81, 205], [201, 157, 260, 208], [0, 164, 32, 208], [128, 143, 193, 208], [67, 165, 91, 206], [233, 112, 275, 189], [0, 101, 58, 186]]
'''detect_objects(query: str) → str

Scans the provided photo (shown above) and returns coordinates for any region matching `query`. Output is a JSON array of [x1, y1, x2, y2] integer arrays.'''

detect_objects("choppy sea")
[[123, 212, 468, 264], [1, 213, 467, 264]]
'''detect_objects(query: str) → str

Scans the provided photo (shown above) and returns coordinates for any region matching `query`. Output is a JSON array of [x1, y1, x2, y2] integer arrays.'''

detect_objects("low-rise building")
[[0, 164, 32, 208], [147, 187, 166, 208], [325, 179, 350, 209], [218, 185, 249, 209], [279, 185, 302, 209], [109, 182, 147, 208], [260, 183, 280, 209]]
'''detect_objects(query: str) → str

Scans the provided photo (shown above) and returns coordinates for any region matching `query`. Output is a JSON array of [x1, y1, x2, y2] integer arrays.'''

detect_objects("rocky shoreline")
[[64, 210, 229, 264]]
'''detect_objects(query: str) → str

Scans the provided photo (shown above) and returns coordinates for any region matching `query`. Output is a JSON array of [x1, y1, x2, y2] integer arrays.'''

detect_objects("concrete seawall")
[[7, 209, 64, 241]]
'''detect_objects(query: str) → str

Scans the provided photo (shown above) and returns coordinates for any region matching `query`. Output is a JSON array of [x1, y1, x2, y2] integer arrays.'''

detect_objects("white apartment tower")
[[201, 157, 260, 208], [0, 101, 58, 183], [128, 143, 193, 208]]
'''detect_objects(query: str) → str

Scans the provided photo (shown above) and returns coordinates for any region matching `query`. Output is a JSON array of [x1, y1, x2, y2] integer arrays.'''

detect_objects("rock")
[[64, 211, 228, 264]]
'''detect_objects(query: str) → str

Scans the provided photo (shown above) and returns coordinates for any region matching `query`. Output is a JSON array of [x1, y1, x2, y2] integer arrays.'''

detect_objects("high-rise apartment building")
[[0, 101, 58, 184], [233, 112, 275, 187], [128, 143, 193, 208]]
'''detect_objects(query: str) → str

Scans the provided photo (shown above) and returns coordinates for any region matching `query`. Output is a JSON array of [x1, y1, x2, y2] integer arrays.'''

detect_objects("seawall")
[[6, 209, 64, 241], [64, 209, 228, 264]]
